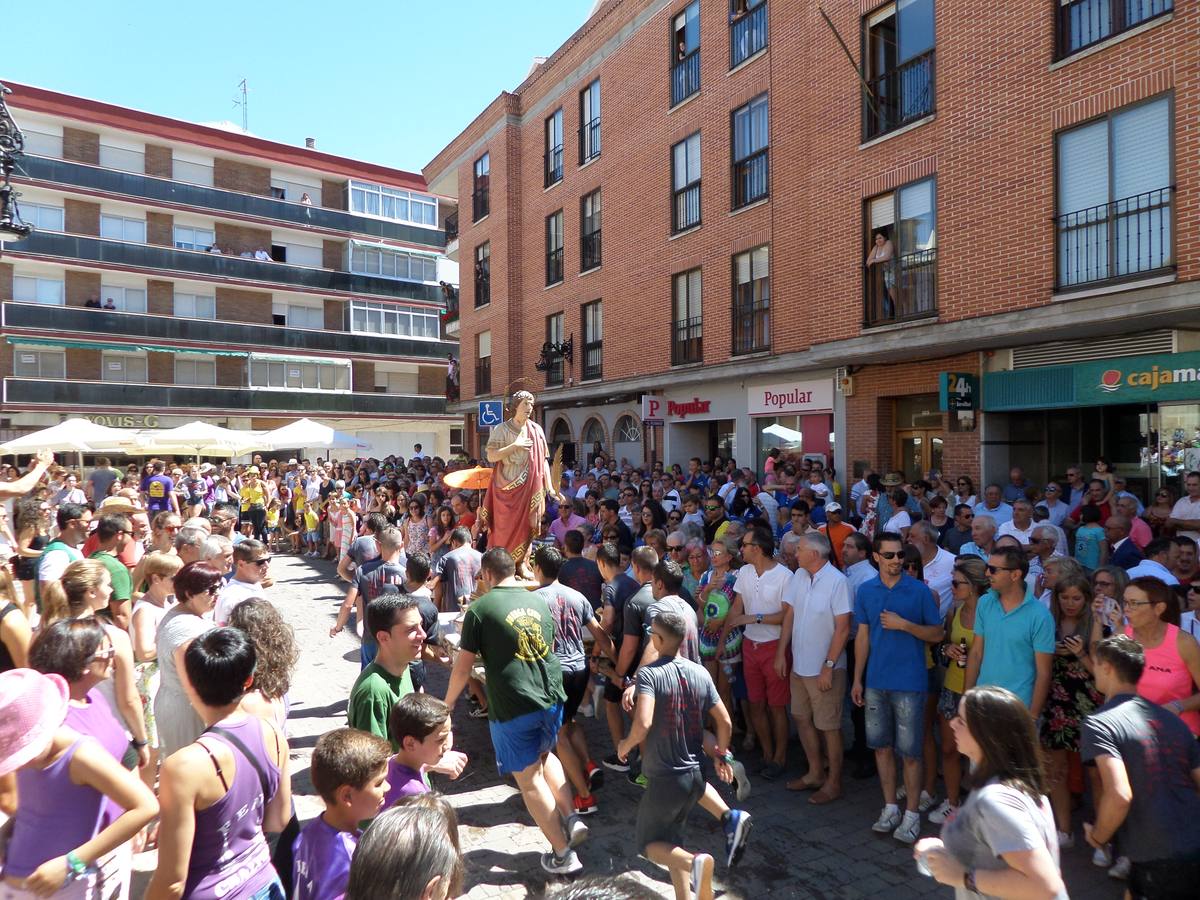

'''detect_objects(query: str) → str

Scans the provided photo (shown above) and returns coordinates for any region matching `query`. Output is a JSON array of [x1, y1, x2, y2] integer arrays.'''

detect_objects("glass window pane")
[[251, 361, 266, 384], [43, 352, 65, 379]]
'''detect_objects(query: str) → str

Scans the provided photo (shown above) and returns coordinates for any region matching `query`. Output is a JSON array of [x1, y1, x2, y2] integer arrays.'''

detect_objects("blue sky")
[[4, 0, 593, 175]]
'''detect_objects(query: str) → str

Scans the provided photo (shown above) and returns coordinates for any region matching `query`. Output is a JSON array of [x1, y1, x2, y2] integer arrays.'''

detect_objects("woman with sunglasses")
[[952, 476, 977, 510], [1123, 576, 1200, 736], [1143, 485, 1175, 537], [697, 538, 744, 726], [155, 562, 224, 756], [914, 686, 1066, 899], [402, 493, 431, 556]]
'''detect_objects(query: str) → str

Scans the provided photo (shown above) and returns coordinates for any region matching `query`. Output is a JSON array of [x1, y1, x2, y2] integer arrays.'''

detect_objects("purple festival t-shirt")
[[382, 758, 428, 809], [292, 815, 356, 900]]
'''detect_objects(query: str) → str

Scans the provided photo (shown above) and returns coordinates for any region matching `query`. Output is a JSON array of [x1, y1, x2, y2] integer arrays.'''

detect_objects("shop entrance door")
[[896, 429, 944, 482]]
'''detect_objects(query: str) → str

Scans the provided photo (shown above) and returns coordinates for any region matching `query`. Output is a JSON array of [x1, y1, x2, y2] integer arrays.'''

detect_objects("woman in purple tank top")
[[146, 628, 291, 900], [0, 668, 157, 899]]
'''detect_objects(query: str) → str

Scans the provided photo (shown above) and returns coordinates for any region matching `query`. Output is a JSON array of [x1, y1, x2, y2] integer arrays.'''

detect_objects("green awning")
[[6, 337, 248, 357]]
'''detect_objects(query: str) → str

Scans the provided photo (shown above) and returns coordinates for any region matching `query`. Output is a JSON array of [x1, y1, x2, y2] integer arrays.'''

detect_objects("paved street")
[[139, 554, 1125, 898]]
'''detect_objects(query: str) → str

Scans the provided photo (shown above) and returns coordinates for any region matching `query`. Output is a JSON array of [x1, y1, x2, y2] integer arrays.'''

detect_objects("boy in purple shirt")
[[293, 728, 391, 900], [383, 694, 468, 809]]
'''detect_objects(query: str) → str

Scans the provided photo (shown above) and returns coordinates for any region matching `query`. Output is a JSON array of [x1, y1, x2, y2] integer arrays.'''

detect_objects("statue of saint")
[[481, 391, 561, 572]]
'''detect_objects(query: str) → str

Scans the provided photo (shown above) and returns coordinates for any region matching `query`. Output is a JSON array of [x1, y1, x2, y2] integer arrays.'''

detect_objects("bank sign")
[[1076, 351, 1200, 405], [746, 380, 834, 416]]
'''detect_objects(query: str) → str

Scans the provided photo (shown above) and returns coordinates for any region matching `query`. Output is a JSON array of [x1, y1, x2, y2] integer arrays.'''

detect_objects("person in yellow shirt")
[[239, 465, 268, 541], [266, 499, 282, 552]]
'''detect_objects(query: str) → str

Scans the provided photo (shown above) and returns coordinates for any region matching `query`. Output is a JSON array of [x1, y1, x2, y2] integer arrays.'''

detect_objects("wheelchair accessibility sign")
[[477, 400, 504, 429]]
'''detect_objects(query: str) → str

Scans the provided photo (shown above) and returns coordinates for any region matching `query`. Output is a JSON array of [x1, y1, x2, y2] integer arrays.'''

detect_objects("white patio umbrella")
[[0, 418, 140, 455], [259, 418, 370, 452], [138, 421, 263, 460]]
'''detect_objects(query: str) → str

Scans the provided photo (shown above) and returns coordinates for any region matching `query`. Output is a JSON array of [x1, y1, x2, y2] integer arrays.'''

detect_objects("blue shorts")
[[489, 704, 563, 775], [864, 688, 925, 760], [307, 530, 320, 541], [360, 640, 378, 670]]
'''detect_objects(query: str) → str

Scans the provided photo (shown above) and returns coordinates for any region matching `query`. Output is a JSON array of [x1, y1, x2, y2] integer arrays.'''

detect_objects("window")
[[450, 427, 465, 456], [545, 313, 565, 386], [271, 179, 321, 205], [1055, 95, 1172, 290], [280, 242, 323, 268], [172, 158, 214, 187], [1057, 0, 1172, 59], [348, 301, 440, 340], [579, 79, 601, 164], [13, 348, 64, 379], [580, 190, 602, 271], [249, 357, 351, 391], [732, 246, 769, 354], [672, 133, 702, 232], [672, 2, 701, 106], [375, 369, 419, 394], [174, 292, 216, 319], [13, 275, 64, 306], [349, 245, 438, 282], [672, 268, 703, 365], [101, 352, 148, 384], [545, 109, 564, 187], [275, 304, 324, 329], [348, 180, 438, 227], [473, 154, 490, 222], [99, 144, 144, 174], [732, 94, 769, 208], [546, 211, 564, 285], [475, 331, 492, 395], [23, 202, 64, 232], [730, 0, 768, 67], [864, 177, 937, 324], [22, 129, 62, 158], [100, 285, 147, 313], [100, 214, 146, 243], [863, 1, 936, 141], [474, 243, 491, 307], [175, 356, 216, 386], [582, 300, 603, 380], [173, 225, 215, 252]]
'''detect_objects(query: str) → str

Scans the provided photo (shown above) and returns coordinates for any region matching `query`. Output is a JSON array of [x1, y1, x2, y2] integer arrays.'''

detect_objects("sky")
[[3, 0, 594, 176]]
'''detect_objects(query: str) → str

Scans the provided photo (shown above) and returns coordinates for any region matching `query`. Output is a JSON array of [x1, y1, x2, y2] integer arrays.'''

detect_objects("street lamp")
[[0, 81, 32, 239]]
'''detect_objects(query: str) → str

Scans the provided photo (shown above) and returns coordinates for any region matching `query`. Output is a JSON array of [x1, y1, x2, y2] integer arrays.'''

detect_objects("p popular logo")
[[1099, 369, 1122, 393]]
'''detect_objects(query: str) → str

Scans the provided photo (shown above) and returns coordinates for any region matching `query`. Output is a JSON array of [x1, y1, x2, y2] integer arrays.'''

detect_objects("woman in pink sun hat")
[[0, 668, 157, 898]]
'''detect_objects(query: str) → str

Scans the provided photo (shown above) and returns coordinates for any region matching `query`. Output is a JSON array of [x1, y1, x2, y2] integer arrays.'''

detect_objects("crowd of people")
[[1, 444, 1198, 900]]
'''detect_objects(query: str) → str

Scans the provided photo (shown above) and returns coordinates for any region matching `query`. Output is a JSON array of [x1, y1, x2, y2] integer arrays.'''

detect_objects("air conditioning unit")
[[836, 367, 854, 397]]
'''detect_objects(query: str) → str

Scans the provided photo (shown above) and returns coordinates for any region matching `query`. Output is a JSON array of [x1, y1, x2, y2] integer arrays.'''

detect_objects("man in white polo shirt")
[[907, 521, 956, 617], [775, 532, 851, 804], [1167, 471, 1200, 544]]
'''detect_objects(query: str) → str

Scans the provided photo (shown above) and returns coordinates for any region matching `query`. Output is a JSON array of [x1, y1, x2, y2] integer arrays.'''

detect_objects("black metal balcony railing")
[[546, 248, 563, 285], [474, 263, 490, 307], [582, 342, 602, 381], [475, 358, 492, 395], [581, 230, 602, 271], [672, 316, 703, 365], [863, 247, 938, 326], [444, 211, 458, 244], [730, 2, 767, 68], [863, 49, 936, 142], [472, 186, 489, 222], [16, 155, 444, 248], [3, 377, 447, 416], [544, 145, 563, 187], [1055, 187, 1174, 290], [545, 354, 564, 387], [3, 302, 456, 360], [673, 181, 701, 233], [6, 231, 439, 302], [732, 286, 769, 355], [579, 118, 601, 165], [1057, 0, 1172, 59], [732, 149, 769, 208], [672, 49, 701, 106]]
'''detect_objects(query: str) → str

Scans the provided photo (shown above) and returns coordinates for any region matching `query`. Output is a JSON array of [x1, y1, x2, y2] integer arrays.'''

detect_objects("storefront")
[[747, 379, 835, 473], [982, 347, 1200, 501]]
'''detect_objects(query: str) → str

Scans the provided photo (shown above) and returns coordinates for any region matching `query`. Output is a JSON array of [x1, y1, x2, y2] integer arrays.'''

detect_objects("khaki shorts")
[[789, 670, 846, 731]]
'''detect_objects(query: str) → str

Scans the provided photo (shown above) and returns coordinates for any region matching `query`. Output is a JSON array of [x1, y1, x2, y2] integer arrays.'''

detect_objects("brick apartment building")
[[427, 0, 1196, 500], [0, 82, 460, 459]]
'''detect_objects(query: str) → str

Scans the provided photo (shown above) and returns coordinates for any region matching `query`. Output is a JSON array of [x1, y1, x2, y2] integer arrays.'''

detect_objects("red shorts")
[[742, 638, 790, 707]]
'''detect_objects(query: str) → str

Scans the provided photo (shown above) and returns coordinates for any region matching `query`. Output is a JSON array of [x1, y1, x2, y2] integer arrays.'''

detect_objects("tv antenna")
[[232, 79, 249, 132]]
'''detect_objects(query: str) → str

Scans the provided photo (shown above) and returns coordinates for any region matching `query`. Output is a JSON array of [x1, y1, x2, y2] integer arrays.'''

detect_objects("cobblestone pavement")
[[139, 554, 1125, 899]]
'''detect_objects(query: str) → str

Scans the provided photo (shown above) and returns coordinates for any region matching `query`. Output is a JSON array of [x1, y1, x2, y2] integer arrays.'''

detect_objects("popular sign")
[[746, 380, 834, 416], [642, 395, 711, 423]]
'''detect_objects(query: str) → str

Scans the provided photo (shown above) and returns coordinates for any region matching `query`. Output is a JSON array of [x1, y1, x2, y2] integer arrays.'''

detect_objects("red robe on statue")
[[481, 418, 548, 568]]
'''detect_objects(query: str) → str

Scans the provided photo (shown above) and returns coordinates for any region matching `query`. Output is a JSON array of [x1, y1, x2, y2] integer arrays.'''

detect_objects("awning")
[[249, 351, 349, 367], [6, 337, 248, 357]]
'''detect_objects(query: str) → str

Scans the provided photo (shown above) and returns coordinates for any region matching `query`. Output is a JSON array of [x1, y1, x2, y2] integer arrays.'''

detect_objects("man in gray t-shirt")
[[435, 528, 482, 610]]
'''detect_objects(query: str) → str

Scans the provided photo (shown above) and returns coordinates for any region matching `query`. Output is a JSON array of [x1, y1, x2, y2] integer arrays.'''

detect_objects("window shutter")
[[1057, 119, 1109, 214], [870, 194, 895, 231], [735, 252, 751, 285], [751, 247, 770, 280], [478, 331, 491, 358], [1112, 97, 1170, 200]]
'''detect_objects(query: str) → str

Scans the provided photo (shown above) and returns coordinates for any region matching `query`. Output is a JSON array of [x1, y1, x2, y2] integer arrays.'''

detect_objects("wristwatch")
[[963, 869, 977, 893], [823, 658, 836, 669], [755, 613, 764, 624]]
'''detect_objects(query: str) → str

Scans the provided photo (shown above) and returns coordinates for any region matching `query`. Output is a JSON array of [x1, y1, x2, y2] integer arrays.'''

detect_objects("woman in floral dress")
[[696, 538, 744, 730], [403, 492, 432, 556], [1040, 572, 1103, 848]]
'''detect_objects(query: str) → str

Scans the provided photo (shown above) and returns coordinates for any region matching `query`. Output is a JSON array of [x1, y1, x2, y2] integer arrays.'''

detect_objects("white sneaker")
[[893, 811, 921, 844], [871, 804, 902, 833], [895, 785, 907, 801], [927, 799, 955, 824], [540, 849, 582, 875], [917, 790, 937, 813], [1057, 830, 1075, 850], [1092, 846, 1112, 868], [731, 759, 751, 802], [1108, 856, 1130, 880]]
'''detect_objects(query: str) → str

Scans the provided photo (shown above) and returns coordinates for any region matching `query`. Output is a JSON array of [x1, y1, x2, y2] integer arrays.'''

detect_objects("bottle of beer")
[[957, 637, 968, 669]]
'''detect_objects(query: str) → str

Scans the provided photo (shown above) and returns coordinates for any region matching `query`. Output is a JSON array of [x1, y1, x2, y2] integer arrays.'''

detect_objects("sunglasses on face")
[[877, 551, 901, 560], [88, 646, 116, 664], [252, 557, 272, 566], [705, 505, 721, 511], [986, 565, 1018, 574], [951, 579, 970, 588]]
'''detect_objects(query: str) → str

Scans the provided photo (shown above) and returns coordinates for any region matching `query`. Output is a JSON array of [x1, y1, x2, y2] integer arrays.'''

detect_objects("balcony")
[[439, 286, 460, 338], [1055, 187, 1173, 291], [2, 302, 457, 360], [582, 341, 602, 381], [672, 316, 703, 366], [581, 230, 601, 272], [730, 1, 767, 68], [5, 230, 439, 302], [672, 49, 701, 107], [475, 358, 492, 395], [863, 248, 937, 327], [1057, 0, 1172, 59], [673, 181, 701, 233], [863, 49, 936, 142], [2, 377, 448, 417], [732, 289, 769, 355], [444, 211, 459, 262], [732, 149, 768, 209], [474, 262, 491, 308], [15, 154, 444, 248]]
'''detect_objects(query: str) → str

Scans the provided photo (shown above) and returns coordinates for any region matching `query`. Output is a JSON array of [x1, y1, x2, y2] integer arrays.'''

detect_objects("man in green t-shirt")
[[89, 514, 134, 629], [446, 548, 583, 876], [348, 594, 424, 750]]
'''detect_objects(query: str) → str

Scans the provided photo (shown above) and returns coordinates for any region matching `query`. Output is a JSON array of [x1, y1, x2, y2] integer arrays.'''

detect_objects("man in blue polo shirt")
[[964, 546, 1055, 717], [972, 483, 1014, 526], [851, 532, 943, 845]]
